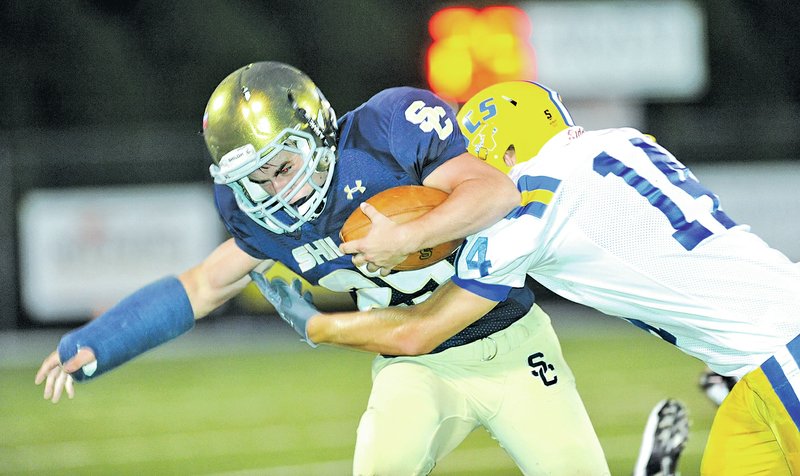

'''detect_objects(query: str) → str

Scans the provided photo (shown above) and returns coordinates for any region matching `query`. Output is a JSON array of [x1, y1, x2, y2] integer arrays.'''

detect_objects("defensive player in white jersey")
[[261, 81, 800, 474], [35, 65, 611, 475]]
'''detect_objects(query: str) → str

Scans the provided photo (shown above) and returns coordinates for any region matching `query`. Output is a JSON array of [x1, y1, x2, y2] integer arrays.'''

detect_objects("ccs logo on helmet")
[[460, 98, 497, 134]]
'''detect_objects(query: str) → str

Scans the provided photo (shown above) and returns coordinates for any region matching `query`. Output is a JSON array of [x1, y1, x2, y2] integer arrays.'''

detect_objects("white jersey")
[[453, 127, 800, 377]]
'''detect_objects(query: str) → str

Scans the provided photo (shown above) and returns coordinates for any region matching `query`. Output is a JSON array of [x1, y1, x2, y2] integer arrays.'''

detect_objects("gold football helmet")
[[456, 81, 575, 173], [203, 62, 338, 233]]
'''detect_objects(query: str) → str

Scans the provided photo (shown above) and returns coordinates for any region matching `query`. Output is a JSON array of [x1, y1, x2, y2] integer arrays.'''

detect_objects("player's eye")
[[275, 162, 293, 177], [248, 168, 270, 185]]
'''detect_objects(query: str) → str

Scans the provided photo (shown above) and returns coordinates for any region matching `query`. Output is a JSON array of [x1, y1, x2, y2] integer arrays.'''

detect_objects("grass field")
[[1, 301, 715, 475]]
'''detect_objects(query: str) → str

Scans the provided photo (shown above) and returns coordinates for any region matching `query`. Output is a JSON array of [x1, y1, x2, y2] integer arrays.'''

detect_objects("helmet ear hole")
[[503, 145, 517, 168]]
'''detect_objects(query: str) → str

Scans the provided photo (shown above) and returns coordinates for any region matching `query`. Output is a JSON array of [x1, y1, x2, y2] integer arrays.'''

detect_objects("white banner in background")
[[19, 184, 224, 322], [523, 0, 708, 99]]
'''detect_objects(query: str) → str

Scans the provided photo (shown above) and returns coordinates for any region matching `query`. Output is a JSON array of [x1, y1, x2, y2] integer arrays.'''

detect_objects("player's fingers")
[[65, 375, 75, 400], [51, 371, 68, 403], [350, 253, 367, 269], [43, 366, 59, 400], [379, 266, 393, 277], [253, 259, 275, 274], [355, 262, 382, 278], [366, 262, 386, 274], [62, 348, 96, 374], [339, 239, 363, 256], [291, 279, 304, 294], [35, 351, 61, 385], [359, 202, 387, 223]]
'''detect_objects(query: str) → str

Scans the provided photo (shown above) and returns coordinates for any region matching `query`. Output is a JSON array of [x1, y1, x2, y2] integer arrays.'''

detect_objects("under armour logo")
[[528, 352, 558, 386], [344, 180, 366, 199]]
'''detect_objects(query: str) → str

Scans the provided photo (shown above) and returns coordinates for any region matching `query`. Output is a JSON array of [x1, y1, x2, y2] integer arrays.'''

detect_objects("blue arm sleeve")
[[58, 276, 195, 382]]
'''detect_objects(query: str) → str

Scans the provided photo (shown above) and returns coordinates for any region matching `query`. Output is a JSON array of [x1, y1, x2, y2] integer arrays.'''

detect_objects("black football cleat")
[[633, 398, 689, 476]]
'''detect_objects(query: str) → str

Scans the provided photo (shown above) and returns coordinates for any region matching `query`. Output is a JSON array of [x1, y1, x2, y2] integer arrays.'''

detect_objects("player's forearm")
[[307, 281, 495, 355], [58, 276, 196, 381], [307, 307, 441, 355], [408, 176, 518, 251]]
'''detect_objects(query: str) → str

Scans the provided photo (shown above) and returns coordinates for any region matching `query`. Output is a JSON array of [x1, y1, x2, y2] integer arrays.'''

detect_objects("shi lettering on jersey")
[[292, 237, 344, 272]]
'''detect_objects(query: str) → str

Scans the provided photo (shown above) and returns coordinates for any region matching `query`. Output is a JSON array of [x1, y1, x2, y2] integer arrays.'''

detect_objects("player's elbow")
[[391, 335, 438, 356], [474, 174, 520, 218], [498, 182, 521, 212], [178, 265, 234, 319], [391, 323, 443, 356]]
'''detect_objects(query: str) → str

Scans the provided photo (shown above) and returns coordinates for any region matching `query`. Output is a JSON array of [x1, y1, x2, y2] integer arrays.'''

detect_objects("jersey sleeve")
[[452, 239, 531, 302], [451, 274, 515, 302], [213, 185, 270, 260], [452, 211, 544, 301], [358, 87, 467, 182]]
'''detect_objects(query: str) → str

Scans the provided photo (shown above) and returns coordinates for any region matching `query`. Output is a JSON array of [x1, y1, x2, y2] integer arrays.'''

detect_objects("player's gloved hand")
[[249, 272, 319, 347]]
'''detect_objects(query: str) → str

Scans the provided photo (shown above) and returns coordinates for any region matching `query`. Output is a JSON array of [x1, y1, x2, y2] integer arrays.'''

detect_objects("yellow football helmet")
[[456, 81, 575, 174], [203, 61, 338, 233]]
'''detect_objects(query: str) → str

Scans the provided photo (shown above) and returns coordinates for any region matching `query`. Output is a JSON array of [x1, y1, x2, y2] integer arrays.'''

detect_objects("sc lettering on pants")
[[528, 352, 558, 386]]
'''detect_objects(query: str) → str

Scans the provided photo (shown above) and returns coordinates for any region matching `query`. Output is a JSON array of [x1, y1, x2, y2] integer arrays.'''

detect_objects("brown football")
[[340, 185, 462, 271]]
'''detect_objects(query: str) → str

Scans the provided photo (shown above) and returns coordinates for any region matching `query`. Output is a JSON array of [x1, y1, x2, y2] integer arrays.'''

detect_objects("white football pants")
[[352, 304, 610, 475]]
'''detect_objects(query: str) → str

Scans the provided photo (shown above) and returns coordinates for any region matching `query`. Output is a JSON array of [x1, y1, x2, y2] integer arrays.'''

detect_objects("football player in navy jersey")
[[36, 62, 610, 474]]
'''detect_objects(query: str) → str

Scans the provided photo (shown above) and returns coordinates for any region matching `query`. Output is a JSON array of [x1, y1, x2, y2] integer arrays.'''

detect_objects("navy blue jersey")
[[215, 87, 534, 353]]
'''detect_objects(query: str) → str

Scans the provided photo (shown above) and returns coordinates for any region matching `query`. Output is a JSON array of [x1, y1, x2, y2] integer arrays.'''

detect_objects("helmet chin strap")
[[294, 192, 314, 216], [294, 170, 329, 218], [294, 195, 324, 220]]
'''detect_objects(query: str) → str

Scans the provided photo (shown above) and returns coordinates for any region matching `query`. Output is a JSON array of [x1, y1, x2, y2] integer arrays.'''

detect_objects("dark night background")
[[1, 0, 798, 327]]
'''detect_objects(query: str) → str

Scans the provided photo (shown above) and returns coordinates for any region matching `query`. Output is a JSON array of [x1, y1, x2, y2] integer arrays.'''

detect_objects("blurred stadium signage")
[[427, 1, 706, 102], [19, 185, 223, 322], [524, 0, 707, 99]]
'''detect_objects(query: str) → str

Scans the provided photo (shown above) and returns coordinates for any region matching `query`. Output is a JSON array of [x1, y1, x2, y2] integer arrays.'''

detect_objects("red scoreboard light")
[[426, 5, 536, 103]]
